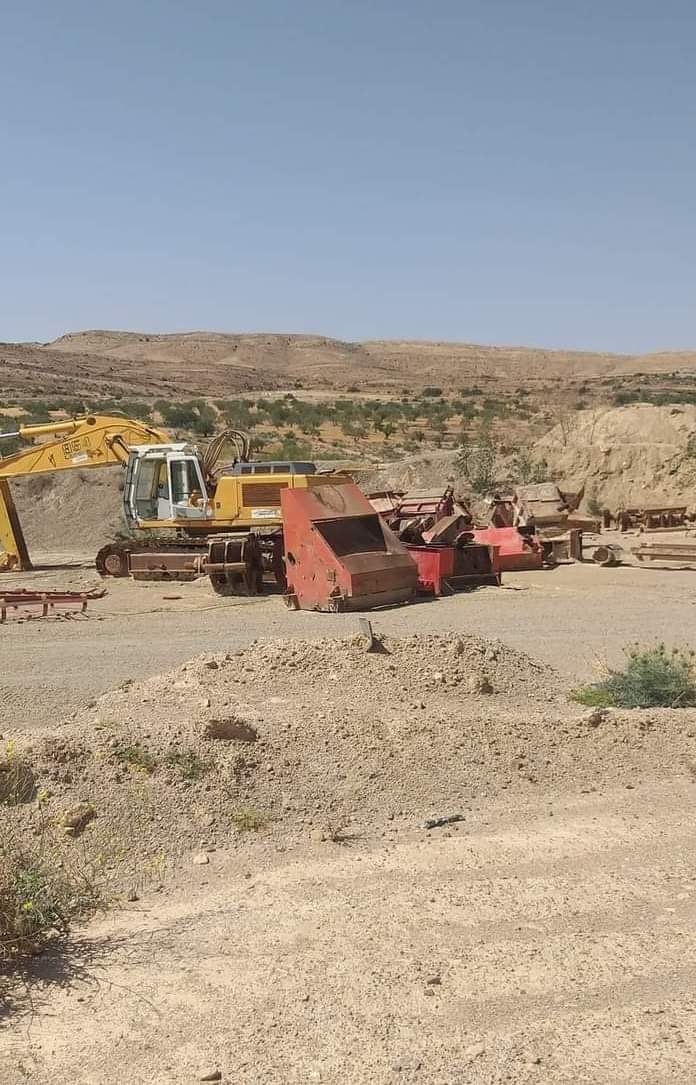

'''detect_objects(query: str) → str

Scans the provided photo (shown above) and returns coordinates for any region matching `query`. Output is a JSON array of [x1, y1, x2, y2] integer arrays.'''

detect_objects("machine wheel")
[[206, 534, 264, 597], [96, 544, 130, 578], [209, 572, 238, 596]]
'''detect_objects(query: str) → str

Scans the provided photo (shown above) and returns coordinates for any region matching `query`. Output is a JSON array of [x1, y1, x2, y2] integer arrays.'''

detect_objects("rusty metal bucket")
[[281, 483, 418, 612]]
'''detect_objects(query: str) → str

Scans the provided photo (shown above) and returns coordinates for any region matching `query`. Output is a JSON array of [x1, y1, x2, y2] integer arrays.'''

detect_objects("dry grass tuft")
[[0, 824, 102, 962]]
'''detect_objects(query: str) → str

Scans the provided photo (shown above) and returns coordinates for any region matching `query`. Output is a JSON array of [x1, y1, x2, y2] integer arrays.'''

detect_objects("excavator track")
[[96, 532, 269, 593], [95, 539, 207, 580]]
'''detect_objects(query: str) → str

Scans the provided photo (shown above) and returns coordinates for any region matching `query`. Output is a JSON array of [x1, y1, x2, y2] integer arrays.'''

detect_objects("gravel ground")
[[3, 556, 696, 1083], [4, 779, 696, 1084], [2, 556, 696, 733]]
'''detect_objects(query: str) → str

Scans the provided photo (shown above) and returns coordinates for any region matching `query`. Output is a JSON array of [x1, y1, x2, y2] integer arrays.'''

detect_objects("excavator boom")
[[0, 414, 170, 570]]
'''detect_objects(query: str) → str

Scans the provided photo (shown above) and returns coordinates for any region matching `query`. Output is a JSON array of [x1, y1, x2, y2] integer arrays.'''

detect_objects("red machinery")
[[406, 543, 500, 595], [369, 485, 574, 575], [367, 488, 500, 592], [472, 525, 545, 572], [281, 483, 418, 612]]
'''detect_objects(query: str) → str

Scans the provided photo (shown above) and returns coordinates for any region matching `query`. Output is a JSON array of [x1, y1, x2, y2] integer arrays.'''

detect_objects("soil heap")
[[5, 632, 696, 895]]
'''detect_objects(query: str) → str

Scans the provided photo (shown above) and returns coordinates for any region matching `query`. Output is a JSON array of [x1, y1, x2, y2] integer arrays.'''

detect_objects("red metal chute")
[[281, 483, 418, 612]]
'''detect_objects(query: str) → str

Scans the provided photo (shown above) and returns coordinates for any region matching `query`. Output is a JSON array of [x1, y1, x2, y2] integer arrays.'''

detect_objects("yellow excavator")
[[0, 414, 352, 592], [0, 415, 169, 572]]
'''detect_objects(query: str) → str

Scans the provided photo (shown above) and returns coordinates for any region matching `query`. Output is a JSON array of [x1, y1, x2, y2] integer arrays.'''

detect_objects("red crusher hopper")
[[281, 483, 418, 612]]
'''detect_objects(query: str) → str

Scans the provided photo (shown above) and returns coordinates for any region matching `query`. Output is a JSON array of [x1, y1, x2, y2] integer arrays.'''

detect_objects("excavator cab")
[[124, 445, 213, 526]]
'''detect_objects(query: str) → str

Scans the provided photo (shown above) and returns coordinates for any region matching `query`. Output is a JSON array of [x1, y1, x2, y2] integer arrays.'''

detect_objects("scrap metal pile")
[[367, 486, 500, 594], [0, 587, 105, 622], [603, 505, 692, 533], [368, 480, 599, 583], [5, 412, 696, 620], [632, 540, 696, 568]]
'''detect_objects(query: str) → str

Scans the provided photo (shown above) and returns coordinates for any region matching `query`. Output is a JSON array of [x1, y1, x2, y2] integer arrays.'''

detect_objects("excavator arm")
[[0, 415, 170, 571]]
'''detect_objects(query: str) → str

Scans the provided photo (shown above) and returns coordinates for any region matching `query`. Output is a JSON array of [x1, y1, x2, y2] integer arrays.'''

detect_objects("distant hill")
[[3, 329, 696, 401]]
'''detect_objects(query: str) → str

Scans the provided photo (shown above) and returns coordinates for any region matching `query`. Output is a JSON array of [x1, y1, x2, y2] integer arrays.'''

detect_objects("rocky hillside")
[[537, 403, 696, 509], [4, 329, 696, 399]]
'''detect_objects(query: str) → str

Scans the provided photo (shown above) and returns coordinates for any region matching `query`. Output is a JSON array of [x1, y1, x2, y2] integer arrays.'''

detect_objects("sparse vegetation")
[[112, 744, 157, 775], [324, 817, 355, 844], [586, 490, 603, 517], [0, 827, 102, 962], [0, 742, 35, 805], [573, 644, 696, 709], [231, 807, 267, 832], [0, 386, 551, 463], [510, 449, 548, 486], [455, 431, 498, 494], [164, 749, 212, 781]]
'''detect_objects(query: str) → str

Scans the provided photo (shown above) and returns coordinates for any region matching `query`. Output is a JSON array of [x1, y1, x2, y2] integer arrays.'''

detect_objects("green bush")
[[155, 399, 217, 435], [164, 749, 212, 781], [0, 831, 101, 962], [573, 644, 696, 709], [112, 743, 157, 774], [511, 450, 548, 485], [0, 431, 22, 456], [455, 423, 499, 494], [586, 490, 603, 517]]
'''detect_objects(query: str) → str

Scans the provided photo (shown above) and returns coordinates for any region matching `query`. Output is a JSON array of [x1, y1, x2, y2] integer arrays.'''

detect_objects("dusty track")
[[4, 780, 695, 1084], [3, 559, 696, 1084]]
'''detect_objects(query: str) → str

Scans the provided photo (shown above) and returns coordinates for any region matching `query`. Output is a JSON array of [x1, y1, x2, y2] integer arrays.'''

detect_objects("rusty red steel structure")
[[405, 543, 500, 596], [0, 587, 106, 622], [280, 482, 418, 612], [472, 525, 545, 572]]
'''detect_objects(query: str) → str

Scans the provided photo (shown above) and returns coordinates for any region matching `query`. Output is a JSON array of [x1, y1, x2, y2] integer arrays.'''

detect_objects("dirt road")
[[2, 559, 696, 732], [3, 556, 696, 1084], [5, 778, 695, 1084]]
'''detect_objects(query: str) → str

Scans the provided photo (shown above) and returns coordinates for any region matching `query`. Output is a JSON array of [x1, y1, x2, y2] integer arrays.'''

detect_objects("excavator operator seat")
[[125, 445, 212, 526]]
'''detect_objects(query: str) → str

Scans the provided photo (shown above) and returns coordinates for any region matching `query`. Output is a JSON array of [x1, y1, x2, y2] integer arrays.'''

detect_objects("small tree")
[[511, 450, 548, 485], [455, 436, 498, 494]]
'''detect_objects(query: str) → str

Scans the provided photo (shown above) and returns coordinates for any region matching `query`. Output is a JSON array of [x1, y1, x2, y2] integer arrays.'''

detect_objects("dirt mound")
[[5, 632, 696, 896], [10, 468, 125, 555], [536, 403, 696, 509]]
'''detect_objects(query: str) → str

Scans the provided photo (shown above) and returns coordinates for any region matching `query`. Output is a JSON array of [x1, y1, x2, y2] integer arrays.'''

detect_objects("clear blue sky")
[[2, 0, 695, 352]]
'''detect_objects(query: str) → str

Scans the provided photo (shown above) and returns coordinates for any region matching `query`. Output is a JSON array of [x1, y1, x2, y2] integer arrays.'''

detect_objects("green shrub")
[[164, 749, 212, 781], [112, 744, 157, 774], [0, 832, 101, 962], [455, 428, 498, 494], [0, 742, 35, 805], [586, 491, 603, 517], [573, 644, 696, 708], [155, 399, 217, 435], [511, 450, 548, 485]]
